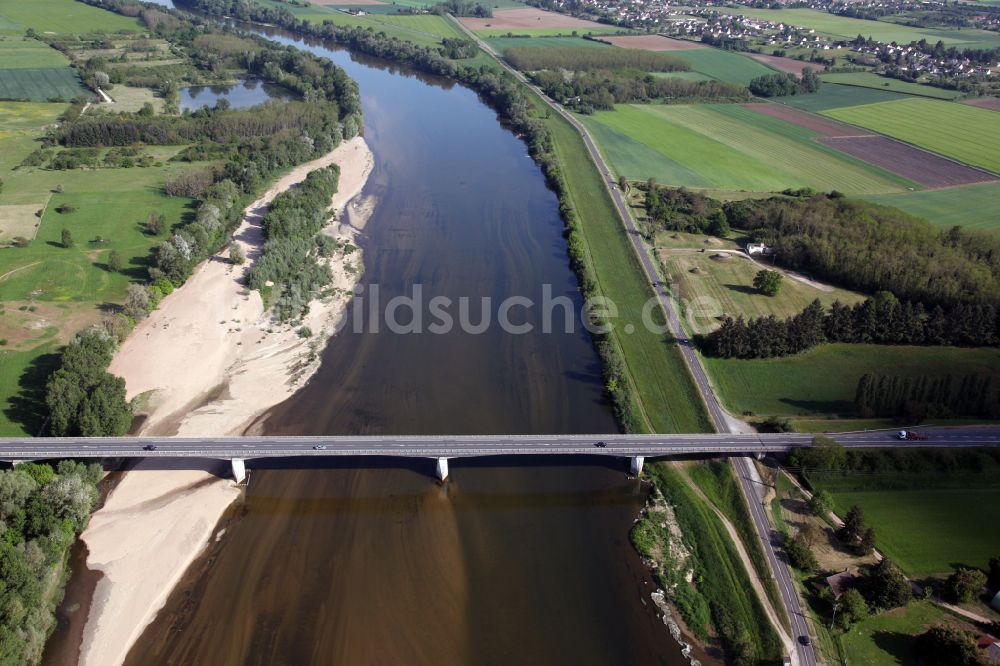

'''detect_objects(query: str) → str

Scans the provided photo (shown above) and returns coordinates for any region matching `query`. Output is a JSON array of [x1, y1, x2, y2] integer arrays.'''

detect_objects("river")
[[52, 16, 703, 666]]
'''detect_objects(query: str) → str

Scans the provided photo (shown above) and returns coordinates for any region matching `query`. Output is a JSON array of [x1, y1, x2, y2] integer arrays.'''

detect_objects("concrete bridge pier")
[[436, 457, 449, 482], [231, 458, 247, 484], [629, 455, 645, 476]]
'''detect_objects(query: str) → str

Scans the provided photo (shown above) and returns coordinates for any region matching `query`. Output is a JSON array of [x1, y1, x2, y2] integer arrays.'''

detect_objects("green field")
[[778, 82, 910, 112], [865, 181, 1000, 231], [663, 252, 864, 335], [0, 37, 70, 68], [717, 6, 1000, 47], [0, 0, 142, 34], [817, 487, 1000, 576], [485, 35, 611, 52], [0, 67, 91, 102], [258, 0, 465, 46], [659, 47, 774, 85], [825, 97, 1000, 174], [583, 103, 910, 193], [704, 344, 1000, 417], [840, 601, 975, 665], [820, 72, 963, 100]]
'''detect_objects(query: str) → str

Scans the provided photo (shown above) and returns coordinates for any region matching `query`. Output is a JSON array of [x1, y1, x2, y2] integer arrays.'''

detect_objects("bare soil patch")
[[312, 0, 386, 4], [963, 96, 1000, 112], [744, 103, 861, 137], [820, 135, 999, 188], [748, 53, 816, 77], [598, 34, 704, 51], [461, 7, 606, 30], [0, 203, 45, 243]]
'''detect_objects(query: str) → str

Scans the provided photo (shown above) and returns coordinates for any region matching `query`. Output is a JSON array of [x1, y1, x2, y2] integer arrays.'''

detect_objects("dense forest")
[[246, 165, 342, 320], [0, 461, 102, 664], [644, 185, 729, 236], [855, 372, 1000, 420], [703, 292, 1000, 358], [724, 193, 1000, 307]]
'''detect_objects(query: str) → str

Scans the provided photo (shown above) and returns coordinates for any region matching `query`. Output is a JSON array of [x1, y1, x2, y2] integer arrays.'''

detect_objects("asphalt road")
[[1, 428, 997, 460]]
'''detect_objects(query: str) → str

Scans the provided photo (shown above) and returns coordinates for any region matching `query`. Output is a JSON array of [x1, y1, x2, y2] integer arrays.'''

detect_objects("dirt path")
[[674, 463, 796, 655], [0, 261, 41, 282]]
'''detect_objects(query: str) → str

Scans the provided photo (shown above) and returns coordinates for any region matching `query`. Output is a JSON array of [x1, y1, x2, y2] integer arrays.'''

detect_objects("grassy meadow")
[[717, 6, 1000, 46], [0, 36, 71, 68], [864, 181, 1000, 232], [816, 486, 1000, 576], [840, 600, 979, 665], [824, 97, 1000, 174], [583, 103, 911, 193], [703, 344, 1000, 418], [819, 72, 964, 100], [662, 251, 864, 335]]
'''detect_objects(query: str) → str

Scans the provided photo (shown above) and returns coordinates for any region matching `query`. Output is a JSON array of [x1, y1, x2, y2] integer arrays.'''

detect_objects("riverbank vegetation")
[[1, 0, 360, 435], [247, 165, 342, 320], [636, 463, 784, 663], [0, 460, 102, 664]]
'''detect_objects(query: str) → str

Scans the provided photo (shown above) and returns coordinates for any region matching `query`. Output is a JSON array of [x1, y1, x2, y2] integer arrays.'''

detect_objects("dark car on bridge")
[[143, 444, 157, 451], [594, 441, 607, 448]]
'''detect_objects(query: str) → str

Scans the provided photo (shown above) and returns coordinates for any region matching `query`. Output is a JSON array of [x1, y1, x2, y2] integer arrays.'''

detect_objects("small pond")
[[179, 79, 295, 112]]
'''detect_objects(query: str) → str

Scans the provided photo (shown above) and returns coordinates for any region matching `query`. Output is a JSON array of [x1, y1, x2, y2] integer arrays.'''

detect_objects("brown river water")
[[47, 22, 706, 666]]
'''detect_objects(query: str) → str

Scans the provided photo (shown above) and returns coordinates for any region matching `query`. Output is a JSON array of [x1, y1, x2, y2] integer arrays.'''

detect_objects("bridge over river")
[[2, 426, 998, 482]]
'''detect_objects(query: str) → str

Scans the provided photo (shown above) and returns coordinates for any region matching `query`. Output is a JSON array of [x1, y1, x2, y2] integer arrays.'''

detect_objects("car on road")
[[313, 445, 328, 450], [594, 441, 607, 448], [143, 444, 157, 451], [798, 635, 811, 646]]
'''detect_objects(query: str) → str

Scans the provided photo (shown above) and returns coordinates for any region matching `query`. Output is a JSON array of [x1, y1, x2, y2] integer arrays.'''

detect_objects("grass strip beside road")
[[688, 460, 788, 630], [544, 103, 712, 433]]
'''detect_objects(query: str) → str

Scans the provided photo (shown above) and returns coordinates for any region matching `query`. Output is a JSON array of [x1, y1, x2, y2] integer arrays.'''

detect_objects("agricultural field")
[[815, 486, 1000, 576], [0, 0, 142, 34], [703, 344, 1000, 418], [257, 0, 465, 46], [658, 47, 774, 85], [0, 36, 70, 68], [0, 67, 91, 102], [659, 250, 864, 335], [485, 35, 611, 52], [583, 103, 911, 194], [460, 7, 617, 36], [819, 72, 963, 100], [865, 181, 1000, 231], [717, 6, 1000, 47], [824, 97, 1000, 174], [651, 70, 714, 82], [778, 82, 909, 112]]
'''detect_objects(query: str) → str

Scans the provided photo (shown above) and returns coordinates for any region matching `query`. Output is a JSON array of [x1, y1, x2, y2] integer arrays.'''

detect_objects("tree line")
[[747, 68, 821, 97], [724, 192, 1000, 308], [855, 372, 1000, 420], [703, 291, 1000, 359], [0, 461, 103, 664], [530, 68, 749, 113], [246, 165, 341, 321]]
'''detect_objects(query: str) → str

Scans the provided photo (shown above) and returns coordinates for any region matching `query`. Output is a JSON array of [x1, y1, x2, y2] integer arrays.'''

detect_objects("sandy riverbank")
[[76, 137, 374, 666]]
